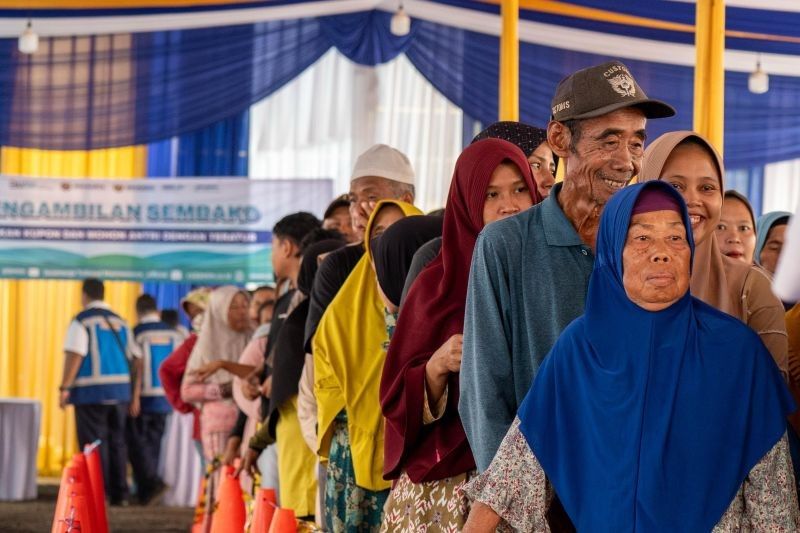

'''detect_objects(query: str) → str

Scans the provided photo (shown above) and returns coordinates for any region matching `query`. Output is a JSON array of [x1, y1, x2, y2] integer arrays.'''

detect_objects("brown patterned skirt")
[[380, 470, 476, 532]]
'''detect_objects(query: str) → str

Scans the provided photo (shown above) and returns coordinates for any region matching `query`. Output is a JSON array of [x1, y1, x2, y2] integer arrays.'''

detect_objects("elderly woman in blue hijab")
[[463, 181, 798, 532]]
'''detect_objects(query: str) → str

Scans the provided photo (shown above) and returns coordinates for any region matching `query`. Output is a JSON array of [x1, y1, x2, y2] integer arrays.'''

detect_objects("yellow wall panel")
[[0, 145, 145, 475]]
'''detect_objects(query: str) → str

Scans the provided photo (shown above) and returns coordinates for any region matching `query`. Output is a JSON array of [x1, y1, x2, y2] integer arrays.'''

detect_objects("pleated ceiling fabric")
[[3, 9, 800, 168]]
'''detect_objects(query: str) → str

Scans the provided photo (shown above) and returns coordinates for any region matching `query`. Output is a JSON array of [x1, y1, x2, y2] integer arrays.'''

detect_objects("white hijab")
[[185, 286, 253, 385]]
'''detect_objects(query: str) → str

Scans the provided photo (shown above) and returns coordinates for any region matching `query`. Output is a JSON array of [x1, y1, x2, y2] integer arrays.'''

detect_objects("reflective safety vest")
[[71, 308, 132, 405], [133, 321, 185, 413]]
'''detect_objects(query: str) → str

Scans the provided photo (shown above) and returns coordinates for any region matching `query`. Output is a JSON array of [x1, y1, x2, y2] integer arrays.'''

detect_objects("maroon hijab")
[[380, 138, 541, 482]]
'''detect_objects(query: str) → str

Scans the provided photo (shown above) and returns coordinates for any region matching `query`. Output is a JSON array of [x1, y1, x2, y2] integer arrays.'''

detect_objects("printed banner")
[[0, 176, 333, 284]]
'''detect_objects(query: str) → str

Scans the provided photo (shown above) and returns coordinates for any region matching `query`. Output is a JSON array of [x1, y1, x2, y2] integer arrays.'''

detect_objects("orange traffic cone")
[[267, 508, 296, 533], [72, 453, 98, 533], [51, 462, 94, 533], [67, 491, 93, 533], [51, 461, 75, 533], [84, 443, 109, 533], [210, 470, 246, 533], [250, 488, 277, 533]]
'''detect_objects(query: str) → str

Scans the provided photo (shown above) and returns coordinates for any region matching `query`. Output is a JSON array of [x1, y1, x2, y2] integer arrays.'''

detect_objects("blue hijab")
[[755, 210, 791, 266], [518, 181, 793, 532]]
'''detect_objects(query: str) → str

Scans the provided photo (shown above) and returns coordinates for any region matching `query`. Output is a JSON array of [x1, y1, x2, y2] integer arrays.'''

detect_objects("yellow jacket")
[[313, 200, 422, 491]]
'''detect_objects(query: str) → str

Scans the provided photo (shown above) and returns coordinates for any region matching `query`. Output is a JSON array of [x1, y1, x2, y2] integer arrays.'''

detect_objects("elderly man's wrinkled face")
[[349, 176, 406, 237], [564, 108, 646, 205], [622, 210, 691, 311]]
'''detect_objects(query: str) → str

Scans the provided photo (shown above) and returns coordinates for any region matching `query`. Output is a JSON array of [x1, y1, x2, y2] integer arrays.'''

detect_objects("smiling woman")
[[640, 130, 789, 374]]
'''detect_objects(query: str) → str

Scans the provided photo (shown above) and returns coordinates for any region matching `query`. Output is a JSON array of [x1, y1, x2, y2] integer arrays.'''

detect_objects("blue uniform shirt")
[[459, 183, 595, 471], [133, 314, 187, 414], [63, 301, 139, 405]]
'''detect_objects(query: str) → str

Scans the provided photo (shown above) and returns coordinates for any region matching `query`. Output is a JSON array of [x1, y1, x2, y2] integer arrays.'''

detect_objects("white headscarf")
[[186, 286, 253, 385]]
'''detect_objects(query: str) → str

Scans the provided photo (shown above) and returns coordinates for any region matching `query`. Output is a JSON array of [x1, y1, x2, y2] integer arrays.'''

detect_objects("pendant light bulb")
[[748, 56, 769, 95], [391, 4, 411, 36], [19, 21, 39, 55]]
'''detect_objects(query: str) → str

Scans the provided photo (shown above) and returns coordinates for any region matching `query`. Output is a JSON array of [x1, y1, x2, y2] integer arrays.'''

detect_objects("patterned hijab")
[[472, 121, 549, 157]]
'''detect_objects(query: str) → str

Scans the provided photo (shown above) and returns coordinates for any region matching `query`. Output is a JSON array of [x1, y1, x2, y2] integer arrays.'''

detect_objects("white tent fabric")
[[764, 160, 800, 212], [158, 412, 202, 507], [249, 48, 463, 212], [773, 200, 800, 301], [0, 399, 39, 501], [249, 46, 800, 215]]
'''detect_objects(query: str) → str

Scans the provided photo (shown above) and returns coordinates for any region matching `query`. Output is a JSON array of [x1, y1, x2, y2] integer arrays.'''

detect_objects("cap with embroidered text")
[[550, 60, 675, 122]]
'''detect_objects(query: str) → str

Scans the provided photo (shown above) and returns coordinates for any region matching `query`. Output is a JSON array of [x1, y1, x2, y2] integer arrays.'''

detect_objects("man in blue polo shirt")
[[60, 278, 141, 506], [459, 61, 676, 473], [126, 293, 184, 505]]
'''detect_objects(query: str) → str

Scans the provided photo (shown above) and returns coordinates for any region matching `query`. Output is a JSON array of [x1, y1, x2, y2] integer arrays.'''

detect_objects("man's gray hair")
[[390, 180, 415, 200], [562, 118, 584, 153]]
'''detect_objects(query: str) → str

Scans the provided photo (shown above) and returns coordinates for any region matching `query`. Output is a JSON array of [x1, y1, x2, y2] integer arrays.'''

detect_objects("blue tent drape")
[[320, 10, 416, 66], [406, 21, 695, 145], [513, 0, 800, 56], [405, 20, 800, 170], [2, 13, 409, 150], [3, 9, 800, 169], [727, 166, 765, 218], [142, 111, 250, 317]]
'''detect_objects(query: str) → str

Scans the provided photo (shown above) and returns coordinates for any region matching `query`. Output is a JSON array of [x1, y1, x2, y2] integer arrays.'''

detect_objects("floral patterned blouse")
[[465, 418, 800, 532]]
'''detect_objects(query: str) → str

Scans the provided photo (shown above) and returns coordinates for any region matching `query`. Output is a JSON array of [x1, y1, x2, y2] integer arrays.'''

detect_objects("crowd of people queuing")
[[57, 59, 800, 531]]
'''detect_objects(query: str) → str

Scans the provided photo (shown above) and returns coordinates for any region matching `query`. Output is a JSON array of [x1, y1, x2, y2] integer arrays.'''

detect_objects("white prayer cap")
[[351, 144, 415, 185]]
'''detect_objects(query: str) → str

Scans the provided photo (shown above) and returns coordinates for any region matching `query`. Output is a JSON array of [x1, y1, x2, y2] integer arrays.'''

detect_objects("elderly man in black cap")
[[459, 61, 675, 478]]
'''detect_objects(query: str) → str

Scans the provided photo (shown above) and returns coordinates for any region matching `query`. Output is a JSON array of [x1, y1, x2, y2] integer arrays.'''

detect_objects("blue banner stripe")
[[0, 225, 272, 244]]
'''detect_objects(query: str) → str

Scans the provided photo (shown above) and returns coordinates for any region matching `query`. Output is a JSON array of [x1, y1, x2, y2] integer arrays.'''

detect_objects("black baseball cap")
[[550, 60, 675, 122]]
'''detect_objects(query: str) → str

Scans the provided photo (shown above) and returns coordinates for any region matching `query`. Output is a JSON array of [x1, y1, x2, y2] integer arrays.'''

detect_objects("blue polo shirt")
[[459, 183, 595, 471]]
